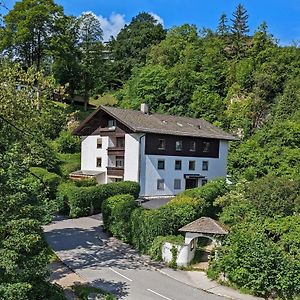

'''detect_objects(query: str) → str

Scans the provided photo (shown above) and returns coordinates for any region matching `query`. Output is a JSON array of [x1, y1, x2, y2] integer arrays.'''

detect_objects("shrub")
[[181, 177, 229, 217], [130, 195, 199, 253], [57, 181, 140, 218], [58, 153, 81, 177], [208, 222, 300, 298], [56, 130, 81, 153], [56, 181, 75, 214], [30, 167, 61, 199], [102, 194, 137, 242], [74, 178, 97, 187], [148, 235, 184, 261]]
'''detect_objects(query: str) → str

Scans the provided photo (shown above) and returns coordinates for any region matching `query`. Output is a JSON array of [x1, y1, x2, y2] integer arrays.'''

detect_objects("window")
[[202, 161, 209, 171], [203, 142, 210, 153], [157, 159, 165, 170], [202, 179, 208, 186], [108, 119, 116, 128], [158, 139, 166, 150], [96, 157, 102, 167], [116, 156, 124, 168], [96, 138, 102, 149], [174, 179, 181, 190], [189, 141, 196, 152], [157, 179, 165, 190], [189, 160, 196, 171], [176, 140, 183, 151], [175, 160, 182, 170], [116, 137, 125, 148]]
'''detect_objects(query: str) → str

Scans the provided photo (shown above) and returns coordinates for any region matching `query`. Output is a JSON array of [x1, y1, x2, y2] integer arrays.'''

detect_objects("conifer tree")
[[230, 4, 249, 57], [217, 13, 229, 36]]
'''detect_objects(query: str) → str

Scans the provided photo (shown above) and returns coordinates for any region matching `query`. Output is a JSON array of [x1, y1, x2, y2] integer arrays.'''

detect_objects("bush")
[[181, 177, 229, 217], [30, 167, 61, 199], [56, 130, 81, 153], [148, 235, 184, 261], [102, 194, 137, 242], [57, 181, 140, 218], [74, 178, 97, 187], [58, 153, 81, 177], [130, 195, 199, 253], [208, 221, 300, 298]]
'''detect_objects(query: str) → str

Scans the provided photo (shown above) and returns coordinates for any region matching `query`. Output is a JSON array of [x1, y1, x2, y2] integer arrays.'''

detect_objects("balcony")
[[107, 166, 124, 177], [99, 127, 125, 137], [107, 147, 125, 156]]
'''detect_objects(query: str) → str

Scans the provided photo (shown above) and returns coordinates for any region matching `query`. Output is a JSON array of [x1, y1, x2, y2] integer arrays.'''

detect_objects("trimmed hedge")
[[130, 195, 200, 252], [74, 178, 97, 187], [56, 181, 140, 218], [102, 194, 137, 242], [30, 167, 61, 199]]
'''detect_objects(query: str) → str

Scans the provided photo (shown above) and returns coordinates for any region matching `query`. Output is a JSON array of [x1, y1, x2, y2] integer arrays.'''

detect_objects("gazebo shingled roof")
[[179, 217, 229, 235]]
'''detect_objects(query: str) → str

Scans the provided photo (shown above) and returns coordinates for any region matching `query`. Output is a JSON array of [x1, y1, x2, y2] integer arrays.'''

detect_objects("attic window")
[[108, 119, 116, 128], [197, 125, 202, 130]]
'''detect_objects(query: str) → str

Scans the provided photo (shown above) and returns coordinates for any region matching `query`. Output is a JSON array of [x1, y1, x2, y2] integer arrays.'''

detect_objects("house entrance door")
[[185, 178, 198, 190]]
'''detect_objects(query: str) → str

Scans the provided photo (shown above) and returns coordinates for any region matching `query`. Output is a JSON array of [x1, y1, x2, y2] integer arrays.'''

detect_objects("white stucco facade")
[[79, 133, 229, 197], [139, 140, 229, 197]]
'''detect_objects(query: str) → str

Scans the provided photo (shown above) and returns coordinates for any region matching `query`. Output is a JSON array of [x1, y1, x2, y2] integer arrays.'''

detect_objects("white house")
[[71, 104, 238, 197]]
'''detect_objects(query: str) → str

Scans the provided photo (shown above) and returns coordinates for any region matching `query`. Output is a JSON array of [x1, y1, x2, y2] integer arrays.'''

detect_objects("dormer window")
[[108, 119, 116, 128]]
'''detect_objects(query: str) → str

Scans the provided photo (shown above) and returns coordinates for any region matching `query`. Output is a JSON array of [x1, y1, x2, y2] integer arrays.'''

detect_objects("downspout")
[[138, 134, 146, 198]]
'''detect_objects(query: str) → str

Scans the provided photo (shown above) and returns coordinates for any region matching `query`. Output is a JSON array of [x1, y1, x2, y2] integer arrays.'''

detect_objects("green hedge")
[[102, 194, 137, 242], [57, 181, 140, 218], [30, 167, 61, 199], [74, 178, 97, 187], [130, 195, 200, 252]]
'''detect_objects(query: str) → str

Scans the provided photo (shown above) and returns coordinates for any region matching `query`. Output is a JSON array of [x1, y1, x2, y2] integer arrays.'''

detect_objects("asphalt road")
[[44, 214, 224, 300]]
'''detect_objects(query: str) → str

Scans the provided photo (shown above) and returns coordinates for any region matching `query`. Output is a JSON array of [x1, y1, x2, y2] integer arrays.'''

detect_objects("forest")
[[0, 0, 299, 299]]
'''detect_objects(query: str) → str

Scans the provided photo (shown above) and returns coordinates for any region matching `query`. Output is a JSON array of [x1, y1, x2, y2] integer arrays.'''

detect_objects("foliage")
[[56, 130, 81, 153], [208, 221, 300, 298], [56, 181, 140, 218], [72, 284, 115, 300], [29, 167, 61, 199], [102, 194, 137, 242], [57, 153, 81, 178], [74, 178, 97, 187], [148, 235, 184, 261], [110, 12, 166, 84]]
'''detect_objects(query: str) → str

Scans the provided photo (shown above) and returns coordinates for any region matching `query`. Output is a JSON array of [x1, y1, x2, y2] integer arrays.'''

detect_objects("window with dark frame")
[[157, 159, 165, 170], [176, 140, 183, 151], [96, 157, 102, 167], [157, 179, 165, 190], [175, 160, 182, 170], [202, 179, 208, 186], [203, 142, 210, 153], [158, 139, 166, 150], [202, 161, 209, 171], [108, 119, 116, 128], [116, 156, 124, 168], [97, 138, 102, 149], [189, 160, 196, 171], [174, 179, 181, 190], [189, 141, 196, 152]]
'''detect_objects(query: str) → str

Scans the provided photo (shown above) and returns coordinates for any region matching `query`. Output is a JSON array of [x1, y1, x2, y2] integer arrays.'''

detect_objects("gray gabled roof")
[[74, 105, 239, 141], [179, 217, 229, 235]]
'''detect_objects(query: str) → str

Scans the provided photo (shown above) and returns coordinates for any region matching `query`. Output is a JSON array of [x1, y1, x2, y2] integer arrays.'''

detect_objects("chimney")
[[140, 103, 149, 114]]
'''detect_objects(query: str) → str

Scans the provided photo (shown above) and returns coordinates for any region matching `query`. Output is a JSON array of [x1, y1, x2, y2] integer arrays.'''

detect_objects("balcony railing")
[[107, 166, 124, 177], [107, 147, 125, 156]]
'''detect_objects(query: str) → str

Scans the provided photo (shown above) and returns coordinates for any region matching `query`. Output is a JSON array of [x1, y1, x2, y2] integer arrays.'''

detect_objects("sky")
[[2, 0, 300, 44]]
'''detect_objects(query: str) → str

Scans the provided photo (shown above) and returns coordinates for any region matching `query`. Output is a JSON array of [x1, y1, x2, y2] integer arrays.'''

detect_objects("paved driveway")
[[44, 214, 224, 300]]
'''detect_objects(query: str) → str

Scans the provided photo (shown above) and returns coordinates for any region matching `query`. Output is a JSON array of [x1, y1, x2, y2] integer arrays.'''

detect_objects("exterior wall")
[[162, 242, 196, 267], [140, 140, 228, 197], [124, 133, 143, 182], [80, 135, 109, 183]]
